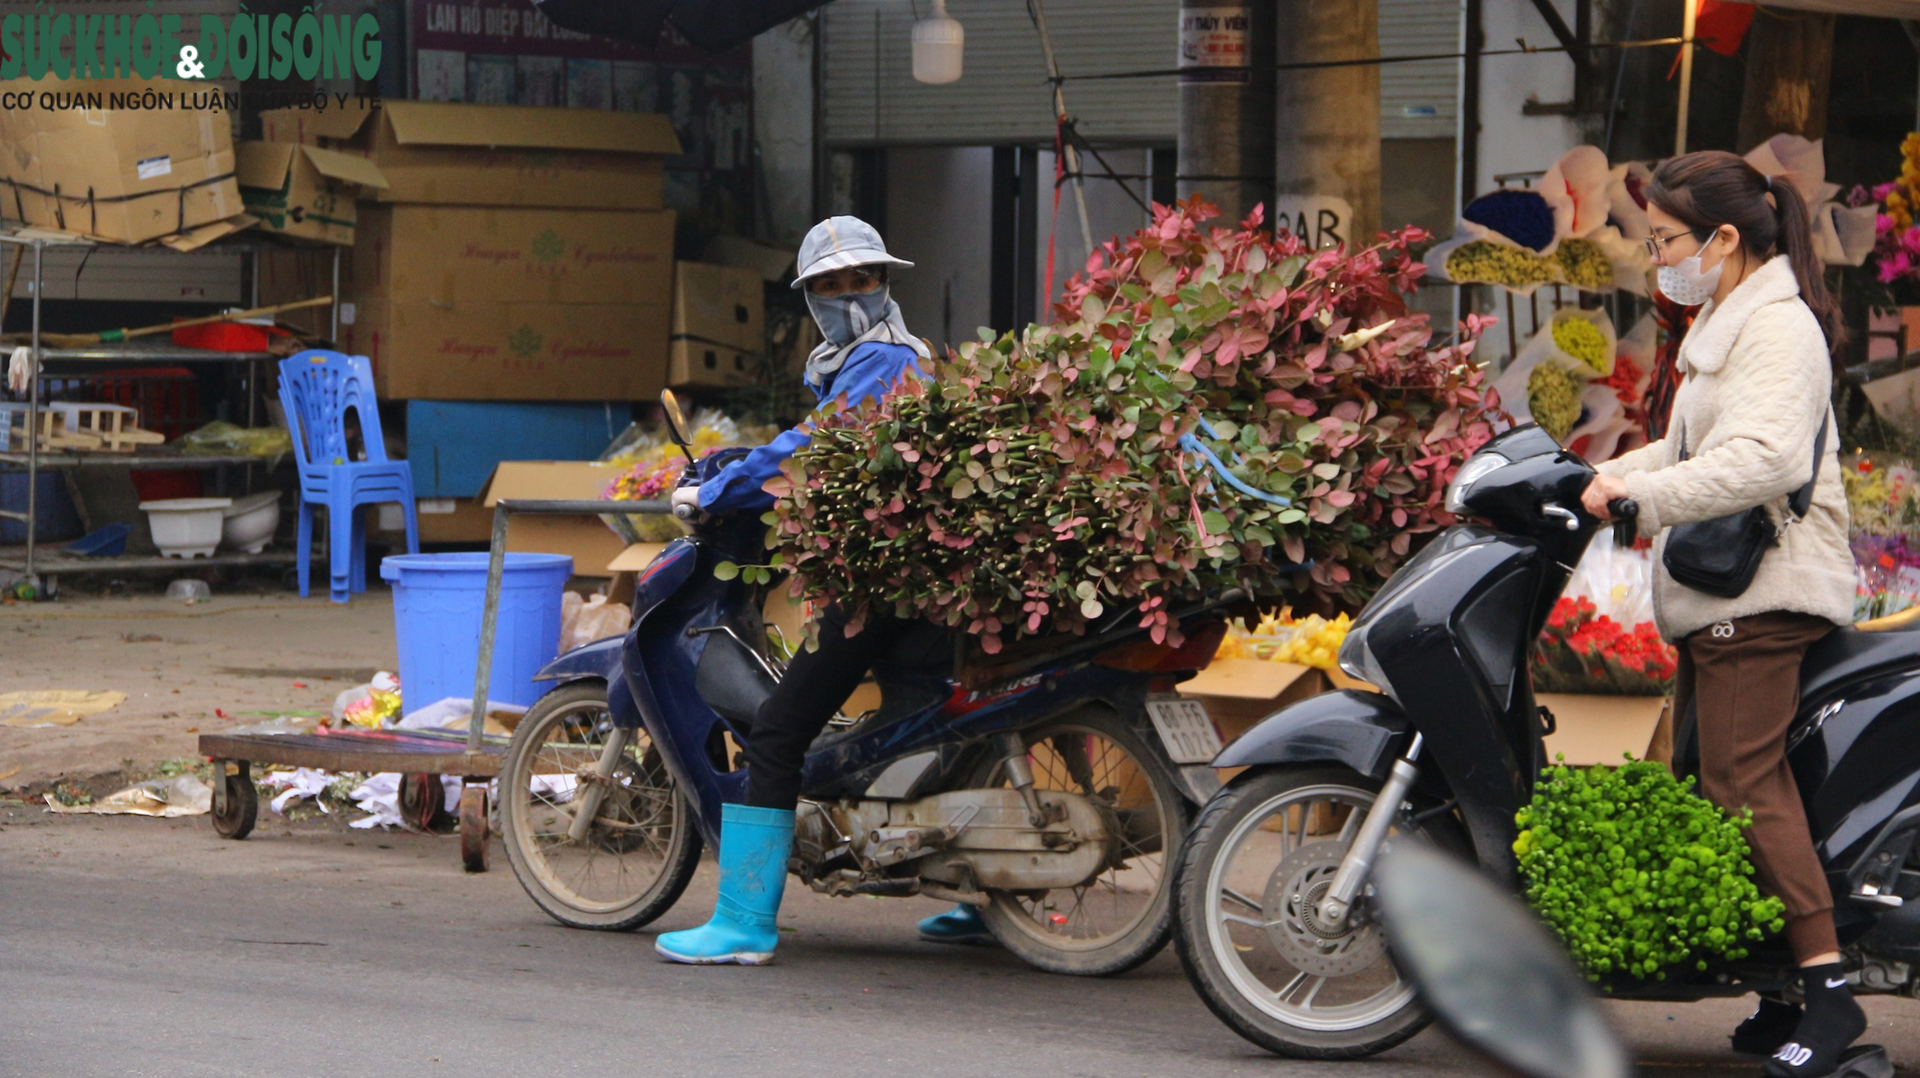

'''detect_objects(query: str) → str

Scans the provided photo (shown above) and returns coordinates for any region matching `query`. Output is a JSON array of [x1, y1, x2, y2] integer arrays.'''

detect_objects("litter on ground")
[[1, 690, 128, 728], [44, 774, 212, 817]]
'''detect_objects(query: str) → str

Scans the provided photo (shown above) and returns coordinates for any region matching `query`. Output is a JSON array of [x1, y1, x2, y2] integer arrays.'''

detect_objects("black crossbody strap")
[[1675, 408, 1828, 522], [1786, 410, 1829, 521]]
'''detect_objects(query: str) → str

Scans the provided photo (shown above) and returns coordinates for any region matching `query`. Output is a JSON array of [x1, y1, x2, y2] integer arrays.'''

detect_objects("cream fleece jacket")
[[1596, 255, 1855, 641]]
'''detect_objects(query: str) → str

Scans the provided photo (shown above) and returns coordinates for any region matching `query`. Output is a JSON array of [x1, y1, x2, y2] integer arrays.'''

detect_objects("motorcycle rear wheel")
[[498, 681, 702, 930], [1174, 766, 1457, 1058], [969, 708, 1190, 977]]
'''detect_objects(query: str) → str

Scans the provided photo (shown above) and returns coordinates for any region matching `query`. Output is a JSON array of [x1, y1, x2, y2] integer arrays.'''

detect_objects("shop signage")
[[1273, 195, 1355, 251], [1178, 7, 1249, 85], [0, 12, 383, 81]]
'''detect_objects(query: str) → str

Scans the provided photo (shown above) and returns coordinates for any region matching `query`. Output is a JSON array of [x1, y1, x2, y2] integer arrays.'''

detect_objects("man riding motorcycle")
[[656, 216, 986, 964]]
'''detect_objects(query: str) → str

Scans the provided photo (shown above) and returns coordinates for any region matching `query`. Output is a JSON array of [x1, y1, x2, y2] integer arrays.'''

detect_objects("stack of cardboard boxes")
[[258, 100, 683, 403], [251, 100, 702, 574], [0, 78, 250, 249]]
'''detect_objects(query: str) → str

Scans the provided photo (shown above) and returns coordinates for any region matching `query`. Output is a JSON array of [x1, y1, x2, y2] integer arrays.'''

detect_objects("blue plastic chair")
[[279, 350, 420, 602]]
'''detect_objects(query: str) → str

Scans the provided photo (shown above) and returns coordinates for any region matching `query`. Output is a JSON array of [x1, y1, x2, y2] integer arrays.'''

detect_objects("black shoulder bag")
[[1661, 414, 1827, 600]]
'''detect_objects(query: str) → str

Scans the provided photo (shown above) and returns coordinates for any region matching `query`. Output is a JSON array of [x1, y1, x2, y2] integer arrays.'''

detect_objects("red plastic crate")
[[171, 321, 287, 352]]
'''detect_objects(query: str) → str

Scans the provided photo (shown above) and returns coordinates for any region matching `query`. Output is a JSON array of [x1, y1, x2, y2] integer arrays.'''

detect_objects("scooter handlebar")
[[1608, 498, 1639, 546]]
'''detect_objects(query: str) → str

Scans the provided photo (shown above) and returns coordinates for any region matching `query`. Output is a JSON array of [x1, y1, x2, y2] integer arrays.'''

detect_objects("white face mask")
[[1656, 251, 1723, 306]]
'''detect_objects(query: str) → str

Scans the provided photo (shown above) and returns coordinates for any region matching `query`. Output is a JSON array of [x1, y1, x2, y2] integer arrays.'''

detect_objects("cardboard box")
[[673, 261, 765, 353], [340, 297, 670, 401], [351, 205, 674, 307], [0, 78, 242, 245], [260, 100, 680, 210], [669, 338, 758, 389], [1180, 659, 1331, 745], [480, 461, 633, 576], [1537, 693, 1668, 766], [236, 142, 389, 246]]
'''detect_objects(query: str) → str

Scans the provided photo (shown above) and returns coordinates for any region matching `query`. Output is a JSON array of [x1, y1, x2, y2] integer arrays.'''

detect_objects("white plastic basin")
[[220, 491, 281, 554], [140, 497, 232, 559]]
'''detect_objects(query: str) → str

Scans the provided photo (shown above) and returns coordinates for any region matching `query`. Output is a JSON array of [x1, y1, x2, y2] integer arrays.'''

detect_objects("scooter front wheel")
[[1174, 766, 1457, 1059], [498, 681, 702, 930]]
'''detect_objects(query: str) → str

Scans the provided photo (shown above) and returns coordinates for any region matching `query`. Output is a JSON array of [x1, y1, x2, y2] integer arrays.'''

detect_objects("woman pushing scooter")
[[1583, 151, 1861, 1077]]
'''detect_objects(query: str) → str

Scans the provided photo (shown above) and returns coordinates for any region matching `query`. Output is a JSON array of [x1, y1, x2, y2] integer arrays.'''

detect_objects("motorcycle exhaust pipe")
[[1319, 732, 1424, 929]]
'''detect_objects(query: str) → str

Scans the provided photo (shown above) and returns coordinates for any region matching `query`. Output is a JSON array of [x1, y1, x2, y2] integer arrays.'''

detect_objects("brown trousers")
[[1673, 610, 1838, 962]]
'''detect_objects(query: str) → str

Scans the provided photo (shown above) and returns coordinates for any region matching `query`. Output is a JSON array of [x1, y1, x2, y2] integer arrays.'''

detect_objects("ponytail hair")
[[1645, 150, 1841, 353]]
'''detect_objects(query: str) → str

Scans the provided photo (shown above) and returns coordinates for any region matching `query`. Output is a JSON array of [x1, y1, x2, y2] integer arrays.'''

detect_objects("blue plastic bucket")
[[380, 552, 574, 709]]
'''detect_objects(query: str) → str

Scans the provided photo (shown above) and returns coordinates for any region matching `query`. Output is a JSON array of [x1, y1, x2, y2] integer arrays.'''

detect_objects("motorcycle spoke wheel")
[[498, 682, 701, 930], [974, 711, 1188, 976]]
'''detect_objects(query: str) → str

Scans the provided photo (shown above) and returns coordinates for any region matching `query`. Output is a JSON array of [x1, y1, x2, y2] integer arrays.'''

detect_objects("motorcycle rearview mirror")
[[660, 390, 696, 464], [1375, 843, 1628, 1078]]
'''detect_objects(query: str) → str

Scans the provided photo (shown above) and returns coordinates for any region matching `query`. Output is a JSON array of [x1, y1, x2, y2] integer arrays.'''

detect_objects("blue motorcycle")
[[496, 393, 1237, 975]]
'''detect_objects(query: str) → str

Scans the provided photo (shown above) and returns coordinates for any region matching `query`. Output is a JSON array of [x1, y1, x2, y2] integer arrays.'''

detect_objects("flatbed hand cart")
[[198, 497, 671, 871]]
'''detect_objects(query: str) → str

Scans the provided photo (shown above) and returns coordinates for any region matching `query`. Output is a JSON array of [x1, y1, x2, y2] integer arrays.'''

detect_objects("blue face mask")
[[806, 287, 891, 346]]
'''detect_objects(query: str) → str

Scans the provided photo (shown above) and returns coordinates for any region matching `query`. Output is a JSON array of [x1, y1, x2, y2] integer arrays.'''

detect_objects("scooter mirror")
[[1375, 843, 1628, 1078], [660, 390, 695, 463]]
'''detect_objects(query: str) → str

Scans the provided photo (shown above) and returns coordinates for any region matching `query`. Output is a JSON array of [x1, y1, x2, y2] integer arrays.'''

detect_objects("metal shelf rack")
[[0, 230, 340, 585]]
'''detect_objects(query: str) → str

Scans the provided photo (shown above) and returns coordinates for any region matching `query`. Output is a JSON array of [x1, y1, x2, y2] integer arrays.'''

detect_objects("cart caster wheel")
[[399, 772, 453, 832], [212, 771, 257, 839], [459, 785, 490, 873]]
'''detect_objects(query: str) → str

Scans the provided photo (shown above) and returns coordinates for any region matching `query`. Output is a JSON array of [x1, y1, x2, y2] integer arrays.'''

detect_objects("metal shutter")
[[1379, 0, 1460, 139], [821, 0, 1179, 146], [823, 0, 1461, 146]]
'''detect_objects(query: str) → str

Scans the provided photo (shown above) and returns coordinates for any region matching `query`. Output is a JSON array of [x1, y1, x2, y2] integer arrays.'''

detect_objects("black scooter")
[[1171, 422, 1920, 1063]]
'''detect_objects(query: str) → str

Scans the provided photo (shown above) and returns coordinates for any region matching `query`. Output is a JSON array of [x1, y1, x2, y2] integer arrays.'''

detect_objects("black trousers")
[[744, 608, 904, 811]]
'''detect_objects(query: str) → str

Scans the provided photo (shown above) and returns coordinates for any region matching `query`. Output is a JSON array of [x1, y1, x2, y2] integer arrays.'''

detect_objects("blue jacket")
[[698, 340, 925, 514]]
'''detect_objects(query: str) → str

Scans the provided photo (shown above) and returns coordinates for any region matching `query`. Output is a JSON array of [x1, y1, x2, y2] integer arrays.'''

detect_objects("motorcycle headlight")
[[1444, 452, 1509, 515], [1337, 623, 1395, 701]]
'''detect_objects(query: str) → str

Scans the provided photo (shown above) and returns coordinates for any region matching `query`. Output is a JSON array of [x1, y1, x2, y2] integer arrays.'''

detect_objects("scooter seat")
[[1801, 623, 1920, 706]]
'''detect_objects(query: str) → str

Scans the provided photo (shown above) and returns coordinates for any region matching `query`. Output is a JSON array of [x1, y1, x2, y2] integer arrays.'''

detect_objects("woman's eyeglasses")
[[1645, 227, 1709, 261]]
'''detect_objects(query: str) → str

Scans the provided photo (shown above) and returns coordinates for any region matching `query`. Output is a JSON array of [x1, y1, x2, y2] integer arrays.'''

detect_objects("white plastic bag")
[[1564, 529, 1656, 628]]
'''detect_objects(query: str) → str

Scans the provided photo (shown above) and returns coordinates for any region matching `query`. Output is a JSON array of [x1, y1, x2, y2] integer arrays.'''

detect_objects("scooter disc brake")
[[1260, 840, 1390, 978]]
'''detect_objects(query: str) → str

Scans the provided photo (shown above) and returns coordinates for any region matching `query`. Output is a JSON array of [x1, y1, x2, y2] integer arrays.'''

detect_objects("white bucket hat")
[[792, 216, 914, 288]]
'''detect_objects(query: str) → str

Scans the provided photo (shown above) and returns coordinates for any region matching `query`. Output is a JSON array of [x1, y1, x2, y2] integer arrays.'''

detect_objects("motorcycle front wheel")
[[968, 707, 1191, 977], [1174, 766, 1459, 1059], [498, 681, 702, 930]]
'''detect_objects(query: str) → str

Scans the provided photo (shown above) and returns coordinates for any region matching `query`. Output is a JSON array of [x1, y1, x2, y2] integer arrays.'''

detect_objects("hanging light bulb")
[[912, 0, 964, 85]]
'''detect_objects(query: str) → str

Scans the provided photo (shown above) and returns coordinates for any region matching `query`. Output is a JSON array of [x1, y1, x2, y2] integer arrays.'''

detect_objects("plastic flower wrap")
[[1844, 455, 1920, 621], [600, 409, 777, 543], [1214, 609, 1352, 671], [1533, 597, 1678, 696]]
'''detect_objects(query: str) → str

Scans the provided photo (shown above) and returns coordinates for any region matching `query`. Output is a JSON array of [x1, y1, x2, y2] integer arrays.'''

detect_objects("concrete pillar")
[[1274, 0, 1380, 249], [1177, 2, 1275, 223]]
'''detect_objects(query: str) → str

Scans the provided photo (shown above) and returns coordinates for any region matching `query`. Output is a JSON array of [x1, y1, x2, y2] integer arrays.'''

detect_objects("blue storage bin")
[[380, 552, 574, 709], [406, 401, 632, 498], [0, 470, 83, 544]]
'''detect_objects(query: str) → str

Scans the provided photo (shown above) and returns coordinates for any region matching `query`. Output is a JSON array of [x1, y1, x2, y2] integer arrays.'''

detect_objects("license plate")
[[1145, 697, 1223, 765]]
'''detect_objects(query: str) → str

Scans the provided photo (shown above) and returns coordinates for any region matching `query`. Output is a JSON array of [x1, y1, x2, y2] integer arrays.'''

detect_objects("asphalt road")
[[8, 805, 1920, 1078]]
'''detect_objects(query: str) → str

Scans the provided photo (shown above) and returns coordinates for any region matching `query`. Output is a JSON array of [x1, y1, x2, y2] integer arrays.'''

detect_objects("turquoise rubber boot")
[[917, 903, 995, 945], [656, 803, 794, 965]]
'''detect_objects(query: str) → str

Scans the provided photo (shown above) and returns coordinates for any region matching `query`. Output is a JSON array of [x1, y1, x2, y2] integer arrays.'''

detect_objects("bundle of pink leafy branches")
[[765, 198, 1504, 653]]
